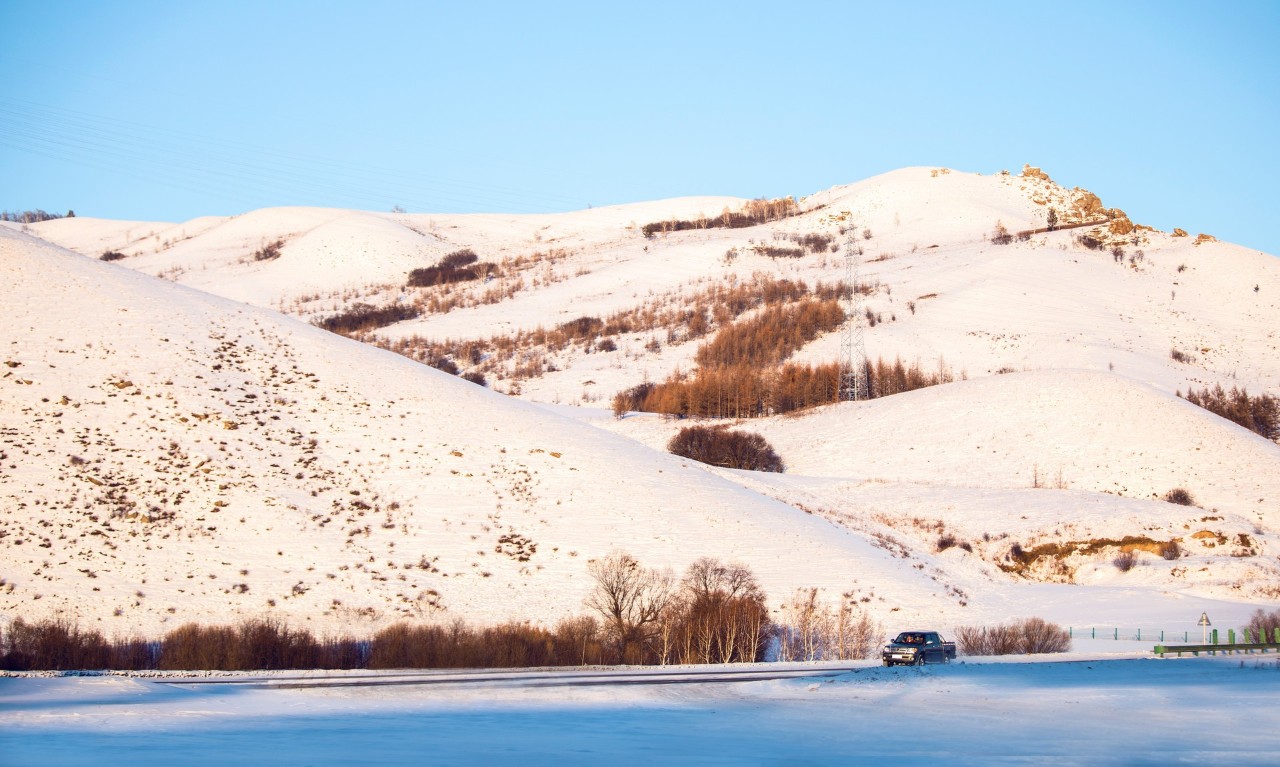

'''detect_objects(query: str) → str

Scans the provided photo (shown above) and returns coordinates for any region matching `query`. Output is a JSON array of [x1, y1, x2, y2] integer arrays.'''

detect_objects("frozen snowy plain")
[[3, 651, 1279, 766]]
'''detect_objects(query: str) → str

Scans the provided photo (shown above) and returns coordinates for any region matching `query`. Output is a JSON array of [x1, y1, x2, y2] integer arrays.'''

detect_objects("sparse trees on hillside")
[[1180, 384, 1279, 441]]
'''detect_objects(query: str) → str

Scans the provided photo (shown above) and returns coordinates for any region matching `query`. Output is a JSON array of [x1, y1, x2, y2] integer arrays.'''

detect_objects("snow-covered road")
[[3, 655, 1278, 765]]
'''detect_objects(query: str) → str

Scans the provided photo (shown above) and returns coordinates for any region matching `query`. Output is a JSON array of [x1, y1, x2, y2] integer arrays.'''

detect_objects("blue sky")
[[2, 1, 1277, 254]]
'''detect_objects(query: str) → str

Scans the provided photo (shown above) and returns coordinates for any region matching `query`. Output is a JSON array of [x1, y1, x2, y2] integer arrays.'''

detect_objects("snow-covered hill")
[[2, 227, 957, 634], [6, 165, 1279, 637]]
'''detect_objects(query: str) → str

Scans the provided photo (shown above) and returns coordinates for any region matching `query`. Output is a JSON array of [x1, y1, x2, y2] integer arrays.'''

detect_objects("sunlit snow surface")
[[3, 654, 1279, 766]]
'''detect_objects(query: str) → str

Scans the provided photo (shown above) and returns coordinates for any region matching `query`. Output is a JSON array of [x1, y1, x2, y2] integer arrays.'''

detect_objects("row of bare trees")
[[615, 355, 958, 420], [587, 553, 792, 665], [641, 197, 800, 238], [1, 209, 71, 223], [776, 588, 882, 661]]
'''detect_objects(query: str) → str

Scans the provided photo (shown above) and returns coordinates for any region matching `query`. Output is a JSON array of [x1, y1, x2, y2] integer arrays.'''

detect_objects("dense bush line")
[[0, 617, 368, 671]]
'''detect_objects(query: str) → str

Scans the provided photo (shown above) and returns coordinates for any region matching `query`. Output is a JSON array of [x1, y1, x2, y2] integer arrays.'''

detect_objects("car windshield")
[[897, 633, 924, 645]]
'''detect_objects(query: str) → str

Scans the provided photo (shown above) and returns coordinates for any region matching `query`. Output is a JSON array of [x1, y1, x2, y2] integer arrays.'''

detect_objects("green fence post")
[[1228, 629, 1236, 645], [1069, 627, 1073, 639], [1274, 627, 1280, 644], [1245, 629, 1253, 644], [1212, 628, 1219, 645], [1160, 630, 1164, 642], [1137, 628, 1141, 641], [1092, 627, 1095, 639], [1114, 628, 1118, 640]]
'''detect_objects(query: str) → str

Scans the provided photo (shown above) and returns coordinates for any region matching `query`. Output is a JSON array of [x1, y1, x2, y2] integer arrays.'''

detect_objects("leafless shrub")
[[1243, 608, 1280, 643], [954, 617, 1069, 656], [1159, 540, 1181, 560], [252, 239, 284, 261], [1163, 487, 1196, 506], [753, 244, 805, 259], [788, 232, 836, 253], [407, 249, 494, 287], [1170, 347, 1194, 364], [667, 426, 784, 472], [1018, 617, 1071, 653], [1113, 550, 1137, 572], [991, 221, 1012, 245], [318, 302, 421, 335], [99, 250, 127, 262]]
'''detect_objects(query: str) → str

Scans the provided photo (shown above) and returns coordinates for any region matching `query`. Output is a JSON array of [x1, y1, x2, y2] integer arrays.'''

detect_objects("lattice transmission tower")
[[839, 236, 868, 401]]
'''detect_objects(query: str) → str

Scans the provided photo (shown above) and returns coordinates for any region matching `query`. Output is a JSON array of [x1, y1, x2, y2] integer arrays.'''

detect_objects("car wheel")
[[915, 654, 925, 666]]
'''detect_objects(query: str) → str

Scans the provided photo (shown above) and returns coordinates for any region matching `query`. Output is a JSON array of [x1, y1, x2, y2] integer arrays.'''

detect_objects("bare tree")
[[585, 552, 672, 663]]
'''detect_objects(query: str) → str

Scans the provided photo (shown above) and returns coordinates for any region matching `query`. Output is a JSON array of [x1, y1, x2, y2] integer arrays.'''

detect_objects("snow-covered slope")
[[2, 228, 962, 634], [9, 165, 1280, 637]]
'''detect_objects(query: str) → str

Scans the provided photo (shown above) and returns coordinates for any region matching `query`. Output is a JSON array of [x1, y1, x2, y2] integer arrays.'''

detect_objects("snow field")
[[3, 656, 1279, 765]]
